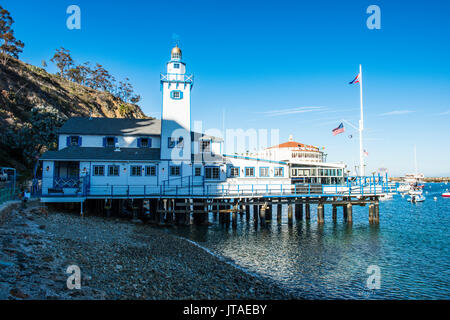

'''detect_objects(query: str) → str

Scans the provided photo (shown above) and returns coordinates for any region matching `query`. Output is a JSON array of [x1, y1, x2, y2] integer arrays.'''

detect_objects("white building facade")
[[39, 45, 345, 199]]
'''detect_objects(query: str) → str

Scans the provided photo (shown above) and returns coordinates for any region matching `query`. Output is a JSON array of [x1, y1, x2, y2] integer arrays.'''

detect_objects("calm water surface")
[[170, 183, 450, 299]]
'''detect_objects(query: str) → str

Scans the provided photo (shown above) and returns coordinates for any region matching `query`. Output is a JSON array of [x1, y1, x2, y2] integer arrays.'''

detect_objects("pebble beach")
[[0, 202, 295, 300]]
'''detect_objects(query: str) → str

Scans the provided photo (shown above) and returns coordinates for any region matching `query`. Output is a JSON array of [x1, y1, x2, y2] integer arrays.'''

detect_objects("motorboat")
[[398, 184, 411, 193], [408, 189, 423, 196], [408, 195, 425, 202], [442, 192, 450, 198]]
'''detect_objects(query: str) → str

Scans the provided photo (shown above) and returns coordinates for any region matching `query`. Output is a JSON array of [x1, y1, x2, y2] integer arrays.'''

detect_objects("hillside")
[[0, 55, 148, 179]]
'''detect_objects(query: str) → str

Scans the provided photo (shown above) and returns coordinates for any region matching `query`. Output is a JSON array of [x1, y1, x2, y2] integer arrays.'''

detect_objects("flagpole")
[[359, 64, 365, 177]]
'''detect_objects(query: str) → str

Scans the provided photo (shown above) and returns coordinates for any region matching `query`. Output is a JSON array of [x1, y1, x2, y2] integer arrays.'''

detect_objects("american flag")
[[364, 149, 369, 157], [332, 123, 345, 136], [349, 73, 361, 85]]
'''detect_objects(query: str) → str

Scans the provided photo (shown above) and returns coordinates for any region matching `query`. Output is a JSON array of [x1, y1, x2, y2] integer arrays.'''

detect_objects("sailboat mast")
[[414, 145, 418, 175]]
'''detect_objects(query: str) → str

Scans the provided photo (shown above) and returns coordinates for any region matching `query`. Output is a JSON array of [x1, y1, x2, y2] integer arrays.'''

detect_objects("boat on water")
[[408, 194, 426, 202], [398, 184, 411, 193], [402, 146, 426, 187], [442, 192, 450, 198], [408, 189, 423, 196]]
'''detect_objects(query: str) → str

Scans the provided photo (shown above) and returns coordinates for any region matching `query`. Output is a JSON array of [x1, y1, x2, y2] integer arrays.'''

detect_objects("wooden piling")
[[105, 199, 112, 218], [369, 204, 374, 223], [343, 204, 348, 221], [317, 203, 324, 224], [260, 204, 266, 226], [332, 204, 337, 221], [184, 199, 191, 225], [374, 202, 380, 224], [168, 199, 175, 224], [266, 201, 272, 222], [204, 201, 209, 225], [277, 202, 282, 224], [295, 202, 303, 220], [213, 206, 218, 220], [347, 203, 353, 223], [225, 202, 231, 224], [305, 202, 311, 220], [253, 203, 259, 224], [287, 203, 293, 225], [162, 199, 168, 224], [245, 204, 250, 221]]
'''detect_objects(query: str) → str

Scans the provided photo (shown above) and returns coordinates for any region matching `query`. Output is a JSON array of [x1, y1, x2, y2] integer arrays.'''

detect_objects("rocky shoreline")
[[0, 202, 295, 300]]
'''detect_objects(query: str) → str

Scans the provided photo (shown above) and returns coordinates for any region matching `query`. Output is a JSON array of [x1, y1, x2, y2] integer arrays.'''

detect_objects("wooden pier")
[[80, 195, 381, 226], [40, 176, 393, 226]]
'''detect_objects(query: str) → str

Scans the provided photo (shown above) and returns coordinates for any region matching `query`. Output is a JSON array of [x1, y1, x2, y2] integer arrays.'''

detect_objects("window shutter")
[[103, 137, 106, 147], [114, 137, 118, 146], [137, 138, 141, 148], [66, 136, 70, 147], [78, 136, 82, 146], [180, 91, 183, 99], [148, 138, 152, 148]]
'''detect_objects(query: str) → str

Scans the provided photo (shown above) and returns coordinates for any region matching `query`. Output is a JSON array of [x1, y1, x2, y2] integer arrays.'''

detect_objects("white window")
[[93, 165, 104, 176], [170, 90, 183, 100], [140, 138, 150, 147], [105, 137, 116, 147], [230, 167, 239, 177], [205, 167, 220, 180], [70, 136, 80, 146], [274, 167, 283, 177], [170, 166, 180, 176], [201, 140, 211, 152], [195, 167, 202, 176], [131, 166, 142, 176], [145, 166, 156, 176], [245, 167, 255, 177], [108, 165, 119, 176], [260, 167, 269, 177], [173, 63, 180, 69]]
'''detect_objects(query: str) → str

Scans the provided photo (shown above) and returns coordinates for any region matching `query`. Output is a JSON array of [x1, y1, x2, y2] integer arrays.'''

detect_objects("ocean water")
[[170, 183, 450, 299]]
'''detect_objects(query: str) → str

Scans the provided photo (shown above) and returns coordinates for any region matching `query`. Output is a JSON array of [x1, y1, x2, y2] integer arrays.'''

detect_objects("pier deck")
[[36, 176, 394, 225]]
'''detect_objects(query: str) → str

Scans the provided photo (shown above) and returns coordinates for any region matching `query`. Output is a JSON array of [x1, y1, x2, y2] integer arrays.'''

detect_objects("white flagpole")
[[359, 64, 365, 177]]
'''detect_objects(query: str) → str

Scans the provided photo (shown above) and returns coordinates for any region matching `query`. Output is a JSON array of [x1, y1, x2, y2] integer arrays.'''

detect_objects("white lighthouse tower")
[[160, 45, 193, 162]]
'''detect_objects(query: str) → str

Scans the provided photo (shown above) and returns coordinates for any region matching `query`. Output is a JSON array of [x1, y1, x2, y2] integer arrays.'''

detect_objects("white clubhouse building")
[[40, 45, 346, 199]]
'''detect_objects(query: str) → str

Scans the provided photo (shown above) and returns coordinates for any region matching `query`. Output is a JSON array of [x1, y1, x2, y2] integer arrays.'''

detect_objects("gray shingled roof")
[[59, 117, 223, 141], [41, 147, 161, 161], [59, 117, 161, 136]]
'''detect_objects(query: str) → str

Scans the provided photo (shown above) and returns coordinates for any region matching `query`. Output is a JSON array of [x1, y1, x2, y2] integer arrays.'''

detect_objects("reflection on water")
[[170, 184, 450, 299]]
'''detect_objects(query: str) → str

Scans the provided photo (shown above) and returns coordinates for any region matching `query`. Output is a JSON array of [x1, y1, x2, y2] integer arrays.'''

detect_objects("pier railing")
[[40, 175, 397, 199], [81, 181, 395, 198]]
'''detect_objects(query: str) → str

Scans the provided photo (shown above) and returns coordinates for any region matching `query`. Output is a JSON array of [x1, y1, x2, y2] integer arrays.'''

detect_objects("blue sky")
[[3, 0, 450, 176]]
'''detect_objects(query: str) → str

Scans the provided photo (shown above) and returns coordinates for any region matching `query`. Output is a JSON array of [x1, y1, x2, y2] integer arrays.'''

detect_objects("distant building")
[[256, 135, 346, 184]]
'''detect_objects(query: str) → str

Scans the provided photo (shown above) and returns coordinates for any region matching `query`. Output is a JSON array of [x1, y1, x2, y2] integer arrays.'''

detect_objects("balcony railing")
[[160, 73, 194, 83], [53, 177, 80, 188]]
